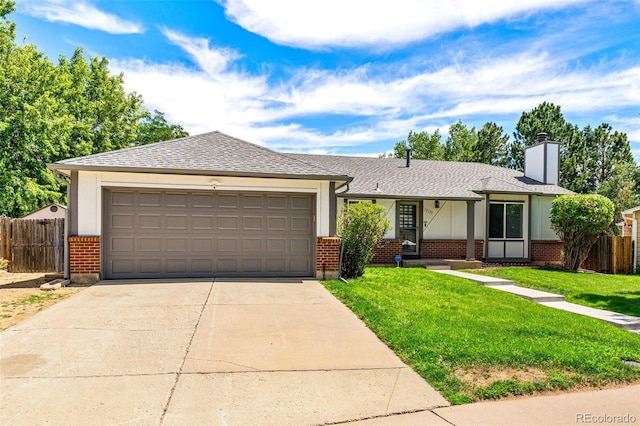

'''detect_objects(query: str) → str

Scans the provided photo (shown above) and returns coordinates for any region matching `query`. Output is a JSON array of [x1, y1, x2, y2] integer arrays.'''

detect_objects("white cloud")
[[161, 29, 241, 76], [19, 0, 143, 34], [219, 0, 590, 49], [112, 30, 640, 155]]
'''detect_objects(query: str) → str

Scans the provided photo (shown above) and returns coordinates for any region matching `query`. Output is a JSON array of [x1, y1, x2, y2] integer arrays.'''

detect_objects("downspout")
[[334, 178, 351, 283], [335, 180, 349, 194], [53, 172, 70, 280], [633, 216, 638, 274]]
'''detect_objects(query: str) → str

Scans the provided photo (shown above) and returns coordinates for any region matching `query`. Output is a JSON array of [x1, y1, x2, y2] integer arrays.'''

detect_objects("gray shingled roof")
[[49, 131, 349, 181], [287, 154, 573, 199], [49, 130, 573, 197]]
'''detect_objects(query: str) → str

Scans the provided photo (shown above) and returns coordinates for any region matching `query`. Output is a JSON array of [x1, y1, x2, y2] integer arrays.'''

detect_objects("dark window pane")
[[506, 204, 523, 238], [399, 204, 416, 228], [489, 204, 504, 238]]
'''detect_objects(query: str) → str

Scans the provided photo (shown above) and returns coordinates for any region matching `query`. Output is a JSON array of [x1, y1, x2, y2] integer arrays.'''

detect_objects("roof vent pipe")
[[537, 132, 548, 143], [406, 148, 411, 168]]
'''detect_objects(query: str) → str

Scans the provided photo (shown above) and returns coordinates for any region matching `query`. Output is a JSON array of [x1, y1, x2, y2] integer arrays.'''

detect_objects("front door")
[[398, 202, 419, 256]]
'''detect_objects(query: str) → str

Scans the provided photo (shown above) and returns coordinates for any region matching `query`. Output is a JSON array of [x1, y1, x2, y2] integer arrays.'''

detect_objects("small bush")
[[0, 258, 8, 270], [338, 202, 391, 279], [550, 194, 615, 270]]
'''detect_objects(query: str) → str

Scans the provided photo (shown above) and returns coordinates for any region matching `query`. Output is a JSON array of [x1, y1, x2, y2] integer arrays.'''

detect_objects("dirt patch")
[[454, 366, 640, 401], [0, 271, 88, 330], [455, 366, 549, 389]]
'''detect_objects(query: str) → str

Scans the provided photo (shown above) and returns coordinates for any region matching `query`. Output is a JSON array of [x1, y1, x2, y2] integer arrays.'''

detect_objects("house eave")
[[338, 193, 483, 201], [47, 163, 352, 183], [475, 190, 542, 196]]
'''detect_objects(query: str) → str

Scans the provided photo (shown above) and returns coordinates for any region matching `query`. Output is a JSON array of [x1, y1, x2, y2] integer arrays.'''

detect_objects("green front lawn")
[[323, 268, 640, 404], [471, 267, 640, 317]]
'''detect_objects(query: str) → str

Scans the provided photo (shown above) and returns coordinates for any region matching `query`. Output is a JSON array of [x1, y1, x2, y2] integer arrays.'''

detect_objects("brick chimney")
[[524, 132, 559, 185]]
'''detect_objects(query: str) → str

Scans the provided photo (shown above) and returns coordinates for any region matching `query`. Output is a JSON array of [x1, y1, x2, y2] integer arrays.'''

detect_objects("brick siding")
[[371, 238, 402, 263], [531, 240, 563, 262], [316, 237, 341, 279], [420, 239, 484, 259], [69, 236, 100, 275]]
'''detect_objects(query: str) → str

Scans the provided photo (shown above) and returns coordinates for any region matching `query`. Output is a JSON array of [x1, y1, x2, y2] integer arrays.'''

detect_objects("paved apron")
[[0, 279, 448, 425]]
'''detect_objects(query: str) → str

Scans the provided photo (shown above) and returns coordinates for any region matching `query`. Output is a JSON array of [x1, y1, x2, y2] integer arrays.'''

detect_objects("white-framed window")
[[489, 202, 524, 239]]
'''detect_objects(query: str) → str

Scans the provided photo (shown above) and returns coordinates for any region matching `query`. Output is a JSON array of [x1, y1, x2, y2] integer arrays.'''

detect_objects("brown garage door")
[[103, 189, 315, 279]]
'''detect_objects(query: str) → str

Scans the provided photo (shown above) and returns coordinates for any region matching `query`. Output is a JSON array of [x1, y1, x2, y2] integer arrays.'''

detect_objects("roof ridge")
[[213, 132, 343, 176]]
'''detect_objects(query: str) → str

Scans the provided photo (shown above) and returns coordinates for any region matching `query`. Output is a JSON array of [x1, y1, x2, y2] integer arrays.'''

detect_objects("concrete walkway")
[[0, 279, 447, 425], [434, 269, 640, 332], [344, 384, 640, 425]]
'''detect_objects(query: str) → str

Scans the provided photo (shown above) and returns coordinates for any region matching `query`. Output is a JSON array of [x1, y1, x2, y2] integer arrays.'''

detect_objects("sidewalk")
[[434, 269, 640, 332], [345, 383, 640, 425]]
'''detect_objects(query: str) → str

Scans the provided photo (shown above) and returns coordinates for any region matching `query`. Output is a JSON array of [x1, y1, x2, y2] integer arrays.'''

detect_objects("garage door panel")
[[241, 258, 262, 273], [218, 216, 238, 230], [266, 258, 286, 272], [290, 238, 311, 253], [267, 196, 287, 209], [267, 238, 286, 252], [139, 237, 161, 252], [192, 194, 214, 208], [165, 238, 188, 252], [139, 192, 161, 207], [217, 258, 238, 272], [192, 238, 214, 252], [139, 259, 161, 273], [242, 195, 264, 209], [111, 214, 134, 229], [242, 216, 263, 230], [139, 214, 162, 229], [104, 189, 314, 278], [291, 217, 311, 231], [242, 238, 262, 252], [218, 238, 238, 251], [166, 259, 188, 273], [166, 193, 188, 207], [166, 215, 188, 230], [290, 258, 311, 273], [192, 259, 213, 273], [217, 194, 239, 208], [291, 196, 311, 210], [112, 259, 135, 274], [112, 192, 134, 206], [192, 215, 214, 230]]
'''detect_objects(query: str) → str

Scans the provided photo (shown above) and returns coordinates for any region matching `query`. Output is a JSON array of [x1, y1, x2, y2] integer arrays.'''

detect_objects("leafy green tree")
[[0, 3, 68, 217], [137, 110, 189, 145], [338, 202, 391, 279], [58, 48, 145, 156], [550, 194, 615, 271], [586, 123, 634, 188], [444, 120, 476, 162], [0, 4, 188, 217], [0, 0, 14, 50], [558, 125, 597, 193], [597, 162, 640, 218], [510, 102, 576, 171], [475, 122, 509, 166], [393, 129, 444, 160]]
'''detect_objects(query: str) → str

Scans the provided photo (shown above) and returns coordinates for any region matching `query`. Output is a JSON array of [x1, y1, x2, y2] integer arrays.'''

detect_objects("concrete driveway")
[[0, 279, 448, 425]]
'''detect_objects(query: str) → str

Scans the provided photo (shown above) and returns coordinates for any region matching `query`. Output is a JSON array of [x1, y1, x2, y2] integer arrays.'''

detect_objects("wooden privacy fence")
[[582, 235, 633, 274], [0, 216, 64, 273]]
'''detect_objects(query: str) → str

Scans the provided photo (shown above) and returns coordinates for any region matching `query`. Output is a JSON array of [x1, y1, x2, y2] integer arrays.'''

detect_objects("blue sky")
[[11, 0, 640, 159]]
